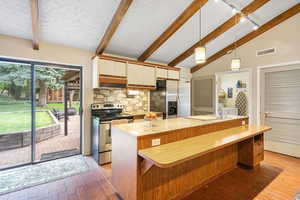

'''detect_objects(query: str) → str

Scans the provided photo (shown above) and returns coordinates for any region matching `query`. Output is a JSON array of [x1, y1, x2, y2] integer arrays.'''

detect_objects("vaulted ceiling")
[[0, 0, 299, 70]]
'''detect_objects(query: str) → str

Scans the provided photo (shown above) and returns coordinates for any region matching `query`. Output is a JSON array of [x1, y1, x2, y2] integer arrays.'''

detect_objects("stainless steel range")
[[91, 103, 133, 165]]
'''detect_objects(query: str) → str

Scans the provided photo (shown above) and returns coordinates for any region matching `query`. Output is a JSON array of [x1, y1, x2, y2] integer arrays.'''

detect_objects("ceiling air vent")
[[256, 48, 276, 56]]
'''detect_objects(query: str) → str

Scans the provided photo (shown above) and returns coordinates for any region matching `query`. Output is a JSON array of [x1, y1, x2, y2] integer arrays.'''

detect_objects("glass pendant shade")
[[231, 58, 241, 71], [195, 46, 206, 64]]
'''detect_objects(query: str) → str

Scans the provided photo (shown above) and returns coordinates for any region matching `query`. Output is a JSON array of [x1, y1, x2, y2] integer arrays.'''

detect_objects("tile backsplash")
[[94, 88, 149, 113]]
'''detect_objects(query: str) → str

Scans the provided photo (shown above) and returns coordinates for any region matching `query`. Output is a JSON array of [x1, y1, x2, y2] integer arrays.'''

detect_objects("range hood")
[[99, 75, 127, 88]]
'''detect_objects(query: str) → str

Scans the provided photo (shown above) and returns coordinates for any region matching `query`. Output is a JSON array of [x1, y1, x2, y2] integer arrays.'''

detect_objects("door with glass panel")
[[0, 61, 33, 169], [0, 59, 82, 170], [34, 65, 81, 162]]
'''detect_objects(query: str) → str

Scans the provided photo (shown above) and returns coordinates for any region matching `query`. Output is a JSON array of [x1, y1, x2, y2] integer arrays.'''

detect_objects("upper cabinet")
[[127, 64, 156, 88], [156, 68, 168, 79], [92, 56, 180, 89], [99, 59, 126, 77], [168, 70, 180, 80], [92, 57, 127, 88]]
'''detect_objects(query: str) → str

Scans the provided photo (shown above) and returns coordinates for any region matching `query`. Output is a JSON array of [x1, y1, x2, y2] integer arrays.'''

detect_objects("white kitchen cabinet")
[[92, 57, 127, 88], [92, 57, 100, 88], [127, 63, 156, 86], [168, 70, 180, 80], [99, 59, 126, 77], [156, 68, 168, 79]]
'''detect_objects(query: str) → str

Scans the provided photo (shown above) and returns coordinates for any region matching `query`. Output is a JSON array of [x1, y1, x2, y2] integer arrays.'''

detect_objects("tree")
[[0, 64, 31, 100], [35, 67, 65, 107], [0, 63, 65, 106]]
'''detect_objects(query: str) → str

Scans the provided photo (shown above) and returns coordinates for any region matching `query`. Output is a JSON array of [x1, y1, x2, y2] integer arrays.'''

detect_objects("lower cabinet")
[[238, 134, 264, 167]]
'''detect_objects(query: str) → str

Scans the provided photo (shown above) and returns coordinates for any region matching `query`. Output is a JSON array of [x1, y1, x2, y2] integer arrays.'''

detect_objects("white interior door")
[[261, 64, 300, 158]]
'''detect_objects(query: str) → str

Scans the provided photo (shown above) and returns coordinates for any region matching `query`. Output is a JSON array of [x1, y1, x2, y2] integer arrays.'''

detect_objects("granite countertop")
[[112, 116, 248, 137]]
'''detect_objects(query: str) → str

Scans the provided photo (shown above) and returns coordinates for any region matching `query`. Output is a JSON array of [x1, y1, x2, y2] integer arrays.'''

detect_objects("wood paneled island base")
[[111, 117, 271, 200]]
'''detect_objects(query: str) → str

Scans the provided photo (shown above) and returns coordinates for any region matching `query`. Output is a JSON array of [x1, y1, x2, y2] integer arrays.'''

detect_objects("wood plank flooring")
[[0, 151, 299, 200]]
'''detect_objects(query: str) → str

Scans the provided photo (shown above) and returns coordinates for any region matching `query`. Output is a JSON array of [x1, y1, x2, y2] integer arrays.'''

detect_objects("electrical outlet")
[[152, 138, 161, 146], [242, 120, 246, 126]]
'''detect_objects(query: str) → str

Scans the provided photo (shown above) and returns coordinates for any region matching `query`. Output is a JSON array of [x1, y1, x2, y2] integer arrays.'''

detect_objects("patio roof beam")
[[30, 0, 39, 50]]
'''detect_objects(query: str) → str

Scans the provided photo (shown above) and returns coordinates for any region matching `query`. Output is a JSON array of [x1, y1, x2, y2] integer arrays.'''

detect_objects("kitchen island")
[[111, 117, 271, 200]]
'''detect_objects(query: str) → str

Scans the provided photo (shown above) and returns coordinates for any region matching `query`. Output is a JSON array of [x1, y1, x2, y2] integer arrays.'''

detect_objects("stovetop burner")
[[91, 103, 133, 121]]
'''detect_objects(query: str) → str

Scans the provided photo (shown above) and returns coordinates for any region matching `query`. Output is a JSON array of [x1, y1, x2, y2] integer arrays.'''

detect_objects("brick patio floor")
[[0, 115, 80, 169]]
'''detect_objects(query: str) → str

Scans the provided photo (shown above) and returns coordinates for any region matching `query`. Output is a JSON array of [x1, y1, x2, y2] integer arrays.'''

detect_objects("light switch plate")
[[152, 138, 161, 146]]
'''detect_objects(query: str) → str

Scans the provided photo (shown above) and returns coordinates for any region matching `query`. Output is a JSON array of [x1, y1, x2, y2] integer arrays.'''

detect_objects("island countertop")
[[112, 116, 248, 137], [138, 125, 271, 168]]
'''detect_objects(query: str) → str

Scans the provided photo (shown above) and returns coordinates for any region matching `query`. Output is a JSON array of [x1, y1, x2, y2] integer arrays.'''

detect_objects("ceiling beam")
[[137, 0, 208, 62], [169, 0, 270, 67], [30, 0, 39, 50], [96, 0, 134, 55], [191, 3, 300, 73]]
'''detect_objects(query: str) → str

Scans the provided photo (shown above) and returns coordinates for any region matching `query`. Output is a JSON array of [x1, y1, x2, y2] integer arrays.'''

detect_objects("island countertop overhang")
[[138, 125, 272, 168]]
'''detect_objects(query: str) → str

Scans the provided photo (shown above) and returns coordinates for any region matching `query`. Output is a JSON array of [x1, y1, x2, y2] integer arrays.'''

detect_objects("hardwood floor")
[[183, 151, 300, 200], [0, 151, 299, 200]]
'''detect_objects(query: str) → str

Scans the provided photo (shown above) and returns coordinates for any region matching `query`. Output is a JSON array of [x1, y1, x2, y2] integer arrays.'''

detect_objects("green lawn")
[[0, 97, 79, 133], [0, 111, 54, 134], [43, 103, 80, 113], [0, 102, 31, 112], [0, 102, 80, 113]]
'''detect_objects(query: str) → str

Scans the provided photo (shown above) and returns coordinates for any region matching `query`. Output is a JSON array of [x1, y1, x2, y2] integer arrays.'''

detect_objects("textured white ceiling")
[[105, 0, 193, 58], [0, 0, 32, 39], [177, 20, 254, 68], [249, 0, 300, 25], [0, 0, 298, 68], [148, 0, 234, 64], [227, 0, 253, 10], [176, 0, 300, 68], [39, 0, 121, 50]]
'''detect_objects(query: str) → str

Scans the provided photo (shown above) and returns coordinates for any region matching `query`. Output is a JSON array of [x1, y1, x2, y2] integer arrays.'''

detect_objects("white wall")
[[0, 34, 94, 155], [193, 13, 300, 124]]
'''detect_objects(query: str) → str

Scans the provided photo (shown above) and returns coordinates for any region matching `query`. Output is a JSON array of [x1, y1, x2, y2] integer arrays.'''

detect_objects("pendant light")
[[195, 10, 206, 64], [231, 15, 241, 71]]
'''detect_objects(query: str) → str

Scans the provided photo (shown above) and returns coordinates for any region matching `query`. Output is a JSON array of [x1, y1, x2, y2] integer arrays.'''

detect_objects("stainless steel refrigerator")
[[150, 80, 180, 118]]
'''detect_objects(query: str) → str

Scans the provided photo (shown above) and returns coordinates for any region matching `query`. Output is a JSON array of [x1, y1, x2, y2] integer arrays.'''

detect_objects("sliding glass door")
[[34, 65, 81, 162], [0, 58, 82, 170], [0, 62, 32, 169]]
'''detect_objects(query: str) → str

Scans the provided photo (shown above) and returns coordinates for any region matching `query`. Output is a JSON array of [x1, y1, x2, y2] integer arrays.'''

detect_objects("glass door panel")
[[34, 66, 81, 162], [0, 62, 32, 169]]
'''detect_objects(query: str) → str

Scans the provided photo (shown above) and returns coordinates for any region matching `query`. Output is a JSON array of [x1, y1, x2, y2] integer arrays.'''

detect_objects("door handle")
[[264, 112, 269, 118]]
